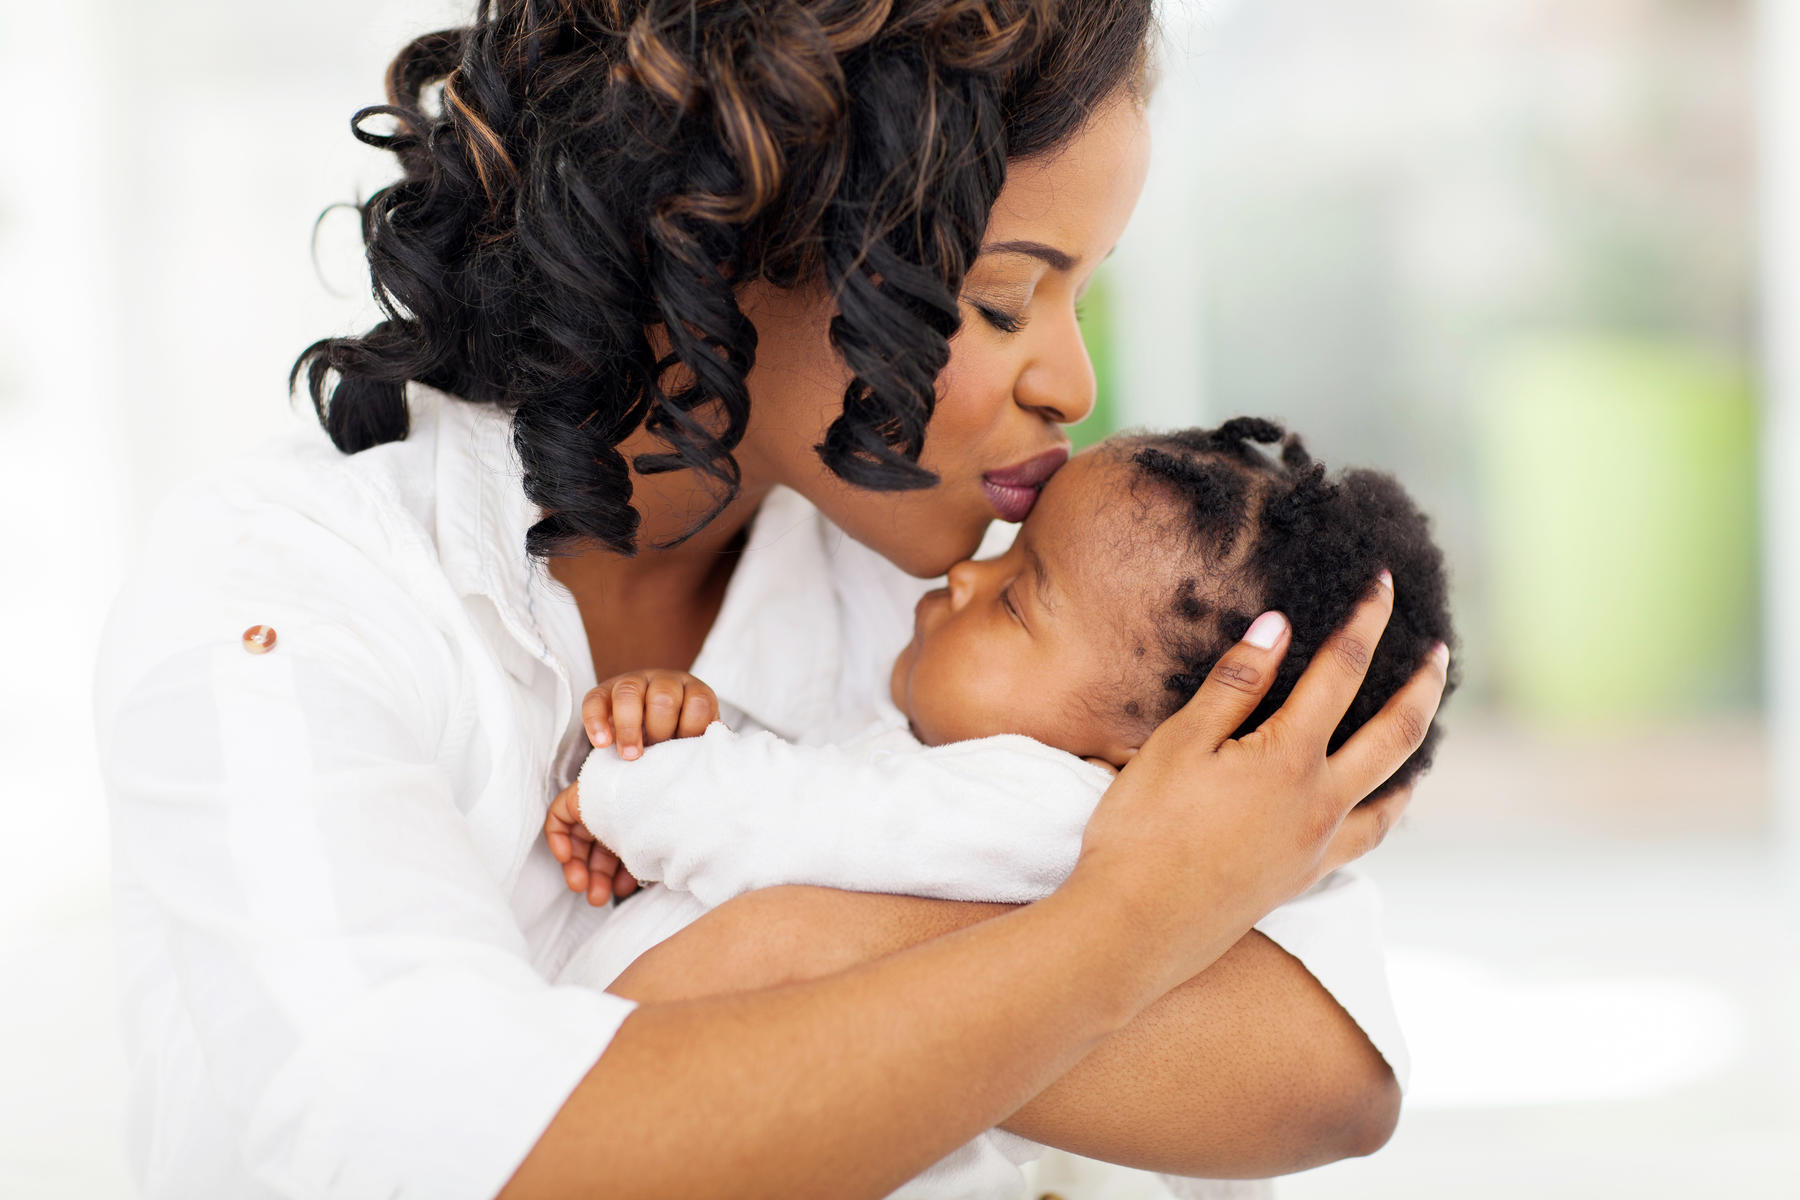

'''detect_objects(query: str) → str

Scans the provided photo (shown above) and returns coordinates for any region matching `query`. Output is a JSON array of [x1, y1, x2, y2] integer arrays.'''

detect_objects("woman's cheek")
[[924, 352, 1005, 466]]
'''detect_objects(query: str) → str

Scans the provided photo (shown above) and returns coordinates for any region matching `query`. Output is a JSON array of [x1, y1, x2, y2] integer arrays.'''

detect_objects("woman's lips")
[[982, 446, 1070, 522]]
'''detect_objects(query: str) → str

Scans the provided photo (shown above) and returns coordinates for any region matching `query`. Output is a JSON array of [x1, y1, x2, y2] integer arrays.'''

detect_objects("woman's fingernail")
[[1378, 568, 1394, 590], [1244, 611, 1287, 649], [1432, 641, 1451, 668]]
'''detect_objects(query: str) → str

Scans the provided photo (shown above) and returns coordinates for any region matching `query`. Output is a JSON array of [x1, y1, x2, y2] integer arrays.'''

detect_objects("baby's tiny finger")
[[563, 856, 589, 894], [551, 781, 583, 825], [677, 687, 718, 738], [588, 842, 621, 879], [612, 677, 646, 759], [613, 865, 640, 898], [582, 689, 614, 748], [644, 674, 685, 744]]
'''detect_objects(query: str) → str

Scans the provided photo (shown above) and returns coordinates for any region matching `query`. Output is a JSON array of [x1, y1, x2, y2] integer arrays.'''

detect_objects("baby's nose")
[[945, 560, 979, 606]]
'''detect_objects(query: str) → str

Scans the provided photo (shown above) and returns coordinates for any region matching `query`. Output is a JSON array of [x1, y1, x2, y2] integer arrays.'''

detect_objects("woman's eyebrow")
[[981, 239, 1078, 272]]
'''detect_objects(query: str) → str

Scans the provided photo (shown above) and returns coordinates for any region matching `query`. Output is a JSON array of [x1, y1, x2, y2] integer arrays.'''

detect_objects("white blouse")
[[95, 388, 1406, 1200]]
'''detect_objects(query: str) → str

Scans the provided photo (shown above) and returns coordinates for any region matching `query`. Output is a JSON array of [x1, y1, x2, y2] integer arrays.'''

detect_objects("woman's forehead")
[[982, 96, 1151, 265]]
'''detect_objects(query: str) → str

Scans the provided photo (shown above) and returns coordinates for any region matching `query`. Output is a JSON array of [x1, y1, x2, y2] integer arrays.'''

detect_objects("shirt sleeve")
[[1251, 867, 1410, 1090], [577, 725, 1114, 909], [96, 478, 636, 1200]]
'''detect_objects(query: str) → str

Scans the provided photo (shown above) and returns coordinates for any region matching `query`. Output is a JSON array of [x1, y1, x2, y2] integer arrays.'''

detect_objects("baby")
[[545, 417, 1456, 1199]]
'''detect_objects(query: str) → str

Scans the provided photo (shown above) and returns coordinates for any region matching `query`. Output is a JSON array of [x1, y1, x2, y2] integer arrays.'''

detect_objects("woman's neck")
[[548, 439, 775, 682]]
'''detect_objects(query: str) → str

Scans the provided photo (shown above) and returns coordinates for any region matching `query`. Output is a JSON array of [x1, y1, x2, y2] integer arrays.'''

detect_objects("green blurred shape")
[[1068, 270, 1118, 449], [1478, 336, 1758, 725]]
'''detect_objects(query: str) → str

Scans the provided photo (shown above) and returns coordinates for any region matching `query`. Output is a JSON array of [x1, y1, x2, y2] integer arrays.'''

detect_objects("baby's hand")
[[582, 669, 721, 761], [545, 782, 639, 906]]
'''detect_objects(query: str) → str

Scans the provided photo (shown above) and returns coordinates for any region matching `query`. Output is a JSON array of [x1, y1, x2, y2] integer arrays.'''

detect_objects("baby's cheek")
[[888, 642, 914, 714]]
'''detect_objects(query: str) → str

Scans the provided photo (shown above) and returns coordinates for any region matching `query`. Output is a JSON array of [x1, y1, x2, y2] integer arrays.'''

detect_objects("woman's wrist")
[[1027, 873, 1214, 1038]]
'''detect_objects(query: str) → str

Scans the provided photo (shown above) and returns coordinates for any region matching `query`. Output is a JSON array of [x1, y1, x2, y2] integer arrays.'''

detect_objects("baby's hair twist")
[[1121, 419, 1459, 798]]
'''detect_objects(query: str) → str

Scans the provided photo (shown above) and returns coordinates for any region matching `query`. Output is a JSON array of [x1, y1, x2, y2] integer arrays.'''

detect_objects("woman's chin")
[[880, 522, 993, 580]]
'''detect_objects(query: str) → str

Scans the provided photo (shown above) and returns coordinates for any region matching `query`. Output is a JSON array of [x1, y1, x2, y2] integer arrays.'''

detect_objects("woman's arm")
[[504, 877, 1169, 1199], [604, 875, 1403, 1178]]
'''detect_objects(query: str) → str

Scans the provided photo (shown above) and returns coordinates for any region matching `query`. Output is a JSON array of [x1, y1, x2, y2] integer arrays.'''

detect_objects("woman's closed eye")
[[970, 301, 1027, 334]]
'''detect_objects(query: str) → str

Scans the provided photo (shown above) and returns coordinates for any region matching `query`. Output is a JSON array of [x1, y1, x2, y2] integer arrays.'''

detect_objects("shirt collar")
[[429, 388, 541, 609], [425, 385, 845, 738]]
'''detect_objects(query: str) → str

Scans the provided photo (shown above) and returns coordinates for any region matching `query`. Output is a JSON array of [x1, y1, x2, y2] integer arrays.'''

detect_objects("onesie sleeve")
[[577, 726, 1113, 909]]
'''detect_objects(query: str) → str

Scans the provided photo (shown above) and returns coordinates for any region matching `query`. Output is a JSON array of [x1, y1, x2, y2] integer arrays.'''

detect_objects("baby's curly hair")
[[294, 0, 1153, 558], [1120, 418, 1459, 797]]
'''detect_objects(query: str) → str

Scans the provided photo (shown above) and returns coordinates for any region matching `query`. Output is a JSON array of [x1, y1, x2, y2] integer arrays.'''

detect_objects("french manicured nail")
[[1244, 611, 1287, 649], [1377, 569, 1394, 590], [1432, 641, 1450, 668]]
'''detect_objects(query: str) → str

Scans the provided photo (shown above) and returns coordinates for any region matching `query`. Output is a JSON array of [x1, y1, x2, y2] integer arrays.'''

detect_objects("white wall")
[[1755, 0, 1800, 940], [0, 6, 465, 1194]]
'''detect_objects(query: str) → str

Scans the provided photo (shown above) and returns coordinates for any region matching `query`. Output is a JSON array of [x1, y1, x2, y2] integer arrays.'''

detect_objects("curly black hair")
[[1121, 418, 1459, 798], [294, 0, 1154, 557]]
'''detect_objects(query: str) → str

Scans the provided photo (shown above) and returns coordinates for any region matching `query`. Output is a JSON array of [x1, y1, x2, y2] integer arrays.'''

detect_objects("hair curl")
[[294, 0, 1153, 557], [1122, 418, 1460, 798]]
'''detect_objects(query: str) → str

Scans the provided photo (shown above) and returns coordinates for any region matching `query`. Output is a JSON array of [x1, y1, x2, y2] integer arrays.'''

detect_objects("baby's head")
[[889, 417, 1458, 794]]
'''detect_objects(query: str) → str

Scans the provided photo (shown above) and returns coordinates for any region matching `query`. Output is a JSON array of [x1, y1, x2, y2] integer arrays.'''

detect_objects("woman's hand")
[[1068, 572, 1449, 999]]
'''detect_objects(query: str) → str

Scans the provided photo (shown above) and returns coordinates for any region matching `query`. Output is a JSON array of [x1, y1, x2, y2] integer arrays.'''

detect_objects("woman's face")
[[735, 94, 1153, 578]]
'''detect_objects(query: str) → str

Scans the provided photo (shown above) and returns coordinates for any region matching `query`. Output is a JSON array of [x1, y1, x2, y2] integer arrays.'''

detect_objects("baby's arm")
[[579, 727, 1114, 909]]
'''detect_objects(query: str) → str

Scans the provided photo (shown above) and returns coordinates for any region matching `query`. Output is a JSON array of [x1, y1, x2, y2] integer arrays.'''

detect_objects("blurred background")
[[1, 0, 1794, 1196]]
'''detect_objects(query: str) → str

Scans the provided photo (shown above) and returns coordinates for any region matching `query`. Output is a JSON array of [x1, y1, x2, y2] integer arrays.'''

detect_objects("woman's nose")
[[1014, 309, 1097, 426]]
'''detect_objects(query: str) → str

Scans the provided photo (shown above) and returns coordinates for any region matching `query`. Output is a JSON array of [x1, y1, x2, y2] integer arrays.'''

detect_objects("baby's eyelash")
[[1001, 585, 1024, 623]]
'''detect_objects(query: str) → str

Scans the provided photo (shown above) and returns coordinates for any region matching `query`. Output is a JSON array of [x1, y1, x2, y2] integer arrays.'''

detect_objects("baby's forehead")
[[1032, 450, 1201, 618]]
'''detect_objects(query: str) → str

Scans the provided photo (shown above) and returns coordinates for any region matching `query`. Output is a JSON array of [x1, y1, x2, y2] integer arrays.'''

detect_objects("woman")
[[95, 2, 1448, 1197]]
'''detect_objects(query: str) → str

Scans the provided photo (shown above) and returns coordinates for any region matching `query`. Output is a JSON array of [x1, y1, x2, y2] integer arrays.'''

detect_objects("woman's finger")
[[1319, 781, 1414, 878], [612, 676, 647, 759], [1326, 642, 1450, 801], [582, 689, 615, 748], [1269, 572, 1395, 747], [1154, 611, 1291, 750], [643, 674, 685, 745]]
